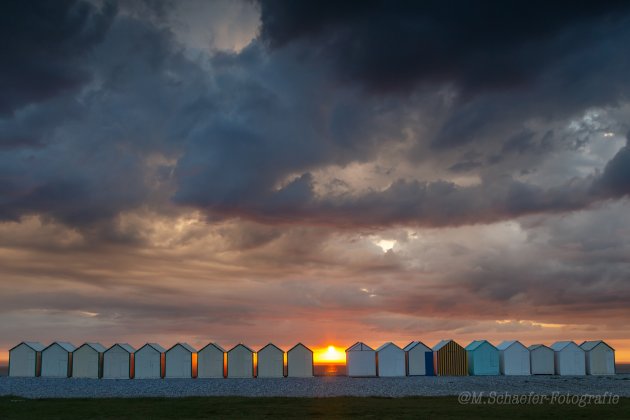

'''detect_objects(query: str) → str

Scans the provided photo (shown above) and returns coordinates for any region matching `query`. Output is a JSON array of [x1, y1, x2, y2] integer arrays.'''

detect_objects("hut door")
[[424, 352, 434, 376]]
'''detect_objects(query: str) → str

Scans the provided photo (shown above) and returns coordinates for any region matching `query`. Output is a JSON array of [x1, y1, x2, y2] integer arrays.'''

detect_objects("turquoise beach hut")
[[465, 340, 499, 375]]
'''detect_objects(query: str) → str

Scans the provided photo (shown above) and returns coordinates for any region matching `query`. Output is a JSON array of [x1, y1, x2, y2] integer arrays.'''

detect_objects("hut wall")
[[434, 342, 467, 376]]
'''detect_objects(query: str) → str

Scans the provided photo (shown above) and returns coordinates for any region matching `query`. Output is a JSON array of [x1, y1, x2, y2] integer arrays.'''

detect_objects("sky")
[[2, 0, 630, 364]]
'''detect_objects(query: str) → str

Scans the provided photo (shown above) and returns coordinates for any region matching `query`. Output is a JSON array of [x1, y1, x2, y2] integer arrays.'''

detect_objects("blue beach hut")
[[465, 340, 499, 375]]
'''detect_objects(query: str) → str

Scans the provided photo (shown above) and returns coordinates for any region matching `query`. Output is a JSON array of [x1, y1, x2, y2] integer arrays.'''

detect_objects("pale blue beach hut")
[[465, 340, 499, 375]]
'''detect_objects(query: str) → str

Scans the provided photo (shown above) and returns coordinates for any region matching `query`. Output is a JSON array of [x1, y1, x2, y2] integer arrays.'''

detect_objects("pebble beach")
[[1, 375, 629, 399]]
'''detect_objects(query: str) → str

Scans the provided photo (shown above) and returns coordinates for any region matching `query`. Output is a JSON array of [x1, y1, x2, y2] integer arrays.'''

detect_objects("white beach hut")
[[41, 342, 75, 378], [551, 341, 586, 375], [404, 341, 433, 376], [465, 340, 499, 376], [580, 341, 615, 375], [376, 342, 405, 377], [73, 343, 106, 378], [286, 343, 313, 377], [9, 342, 44, 377], [103, 343, 135, 379], [165, 343, 196, 378], [134, 343, 165, 379], [528, 344, 554, 375], [257, 343, 285, 378], [197, 343, 225, 378], [227, 344, 254, 378], [346, 342, 376, 377], [497, 340, 530, 376]]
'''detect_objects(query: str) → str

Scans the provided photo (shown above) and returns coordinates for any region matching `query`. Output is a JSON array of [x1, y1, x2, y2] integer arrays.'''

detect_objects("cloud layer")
[[1, 0, 629, 361]]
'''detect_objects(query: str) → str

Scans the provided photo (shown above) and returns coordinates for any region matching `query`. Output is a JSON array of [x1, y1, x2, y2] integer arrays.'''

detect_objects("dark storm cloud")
[[260, 0, 630, 150], [259, 0, 630, 94], [1, 0, 630, 233], [0, 0, 116, 115], [594, 132, 630, 196], [0, 15, 205, 231], [177, 154, 626, 229]]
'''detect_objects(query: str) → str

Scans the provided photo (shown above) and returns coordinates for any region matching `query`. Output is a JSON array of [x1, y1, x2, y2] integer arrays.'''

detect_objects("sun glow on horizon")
[[313, 345, 346, 364]]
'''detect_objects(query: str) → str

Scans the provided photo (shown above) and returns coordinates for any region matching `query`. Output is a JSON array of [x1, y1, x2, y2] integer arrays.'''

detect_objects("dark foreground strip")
[[1, 396, 629, 419]]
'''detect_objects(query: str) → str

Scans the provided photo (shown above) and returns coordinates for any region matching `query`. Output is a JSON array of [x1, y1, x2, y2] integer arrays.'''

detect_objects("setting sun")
[[313, 345, 346, 364]]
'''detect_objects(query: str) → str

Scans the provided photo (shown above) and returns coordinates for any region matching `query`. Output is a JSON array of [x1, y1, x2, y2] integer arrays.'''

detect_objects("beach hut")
[[73, 343, 106, 378], [497, 340, 530, 375], [346, 342, 376, 377], [134, 343, 165, 379], [165, 343, 196, 378], [8, 342, 44, 377], [466, 340, 499, 376], [103, 344, 135, 379], [404, 341, 433, 376], [529, 344, 554, 375], [551, 341, 585, 375], [227, 344, 254, 378], [376, 342, 405, 377], [41, 342, 75, 378], [286, 343, 313, 377], [580, 341, 615, 375], [257, 343, 285, 378], [197, 343, 225, 378], [433, 340, 467, 376]]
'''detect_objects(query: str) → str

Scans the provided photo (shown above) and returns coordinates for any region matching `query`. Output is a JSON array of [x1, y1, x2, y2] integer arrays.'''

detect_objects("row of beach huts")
[[7, 339, 615, 378]]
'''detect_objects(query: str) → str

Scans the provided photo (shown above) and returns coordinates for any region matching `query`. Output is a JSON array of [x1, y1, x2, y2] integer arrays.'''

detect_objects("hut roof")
[[78, 342, 106, 353], [10, 342, 45, 352], [43, 342, 75, 352], [346, 342, 374, 352], [466, 340, 496, 351], [551, 341, 578, 351], [259, 343, 284, 353], [199, 342, 226, 353], [288, 343, 312, 353], [403, 341, 431, 352], [433, 340, 459, 351], [580, 340, 614, 351], [376, 342, 402, 352], [140, 343, 166, 353], [167, 343, 196, 353], [228, 343, 254, 353], [496, 340, 526, 350], [528, 344, 551, 351], [107, 343, 135, 353]]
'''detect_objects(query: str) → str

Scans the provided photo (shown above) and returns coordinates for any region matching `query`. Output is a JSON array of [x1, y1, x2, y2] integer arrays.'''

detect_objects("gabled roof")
[[199, 342, 226, 353], [10, 341, 45, 352], [346, 342, 374, 352], [551, 341, 571, 351], [403, 341, 431, 352], [528, 344, 552, 351], [580, 340, 614, 351], [433, 339, 456, 351], [466, 340, 496, 351], [288, 343, 312, 353], [551, 341, 583, 352], [258, 343, 284, 353], [496, 340, 527, 351], [43, 342, 76, 352], [139, 343, 166, 353], [107, 343, 135, 353], [228, 343, 254, 353], [167, 343, 196, 353], [77, 342, 106, 353], [376, 342, 402, 352]]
